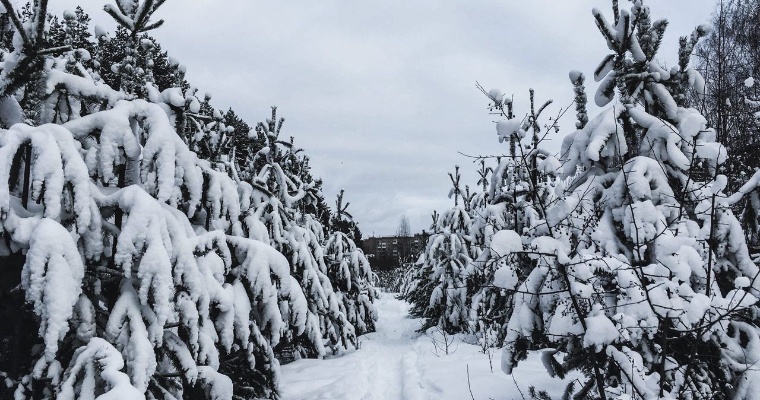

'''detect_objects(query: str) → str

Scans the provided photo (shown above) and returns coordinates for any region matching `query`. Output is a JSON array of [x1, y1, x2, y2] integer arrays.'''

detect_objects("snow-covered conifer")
[[404, 167, 475, 333], [0, 2, 377, 398], [239, 107, 365, 357], [499, 2, 760, 398], [324, 192, 378, 335], [467, 89, 561, 348]]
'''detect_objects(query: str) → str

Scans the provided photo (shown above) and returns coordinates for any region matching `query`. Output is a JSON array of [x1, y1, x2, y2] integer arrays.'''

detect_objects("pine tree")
[[331, 189, 361, 243], [0, 1, 377, 398], [324, 193, 378, 335], [468, 89, 562, 350], [499, 1, 760, 398], [47, 7, 96, 58], [100, 0, 169, 98], [403, 167, 474, 333], [241, 107, 361, 357]]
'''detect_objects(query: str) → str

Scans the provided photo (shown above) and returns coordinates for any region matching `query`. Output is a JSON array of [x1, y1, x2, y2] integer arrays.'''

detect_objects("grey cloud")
[[51, 0, 715, 235]]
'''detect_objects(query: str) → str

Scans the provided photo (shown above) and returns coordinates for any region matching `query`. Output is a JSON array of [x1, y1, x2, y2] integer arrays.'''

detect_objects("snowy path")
[[356, 296, 428, 399], [280, 295, 427, 399], [280, 294, 577, 400]]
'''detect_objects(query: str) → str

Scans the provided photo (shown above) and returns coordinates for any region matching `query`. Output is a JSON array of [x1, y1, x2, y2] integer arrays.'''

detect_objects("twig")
[[467, 364, 476, 400], [512, 374, 527, 400]]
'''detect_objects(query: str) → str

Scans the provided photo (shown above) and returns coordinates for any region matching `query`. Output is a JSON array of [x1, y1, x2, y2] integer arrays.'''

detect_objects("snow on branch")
[[58, 338, 144, 400], [64, 100, 203, 214]]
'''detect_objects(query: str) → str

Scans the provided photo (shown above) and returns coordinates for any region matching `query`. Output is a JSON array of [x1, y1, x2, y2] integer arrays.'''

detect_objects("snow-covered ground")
[[280, 293, 577, 400]]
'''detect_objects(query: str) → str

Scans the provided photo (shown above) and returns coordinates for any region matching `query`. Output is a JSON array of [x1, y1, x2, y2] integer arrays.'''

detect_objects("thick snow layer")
[[488, 89, 504, 105], [22, 219, 84, 364], [538, 156, 561, 176], [583, 305, 619, 352], [492, 266, 519, 291], [197, 366, 233, 400], [59, 338, 144, 400], [496, 119, 526, 143], [489, 229, 522, 257], [280, 294, 578, 400], [736, 276, 752, 289]]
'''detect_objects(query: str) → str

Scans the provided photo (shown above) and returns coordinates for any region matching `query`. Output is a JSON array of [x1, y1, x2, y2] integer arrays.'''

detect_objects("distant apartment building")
[[362, 233, 428, 269]]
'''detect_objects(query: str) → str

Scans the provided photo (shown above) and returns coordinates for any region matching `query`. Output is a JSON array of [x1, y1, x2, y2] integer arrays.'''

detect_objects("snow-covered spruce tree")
[[98, 26, 183, 97], [46, 7, 96, 61], [468, 88, 564, 349], [0, 95, 291, 398], [223, 108, 260, 182], [0, 0, 106, 126], [404, 166, 475, 333], [330, 188, 363, 246], [471, 87, 562, 245], [95, 3, 224, 165], [324, 190, 378, 335], [398, 211, 436, 308], [500, 1, 760, 398], [100, 0, 169, 98], [241, 107, 358, 357], [0, 1, 367, 398]]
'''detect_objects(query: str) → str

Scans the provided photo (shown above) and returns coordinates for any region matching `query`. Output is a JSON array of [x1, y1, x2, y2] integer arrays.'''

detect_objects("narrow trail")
[[279, 294, 428, 400], [279, 294, 575, 400]]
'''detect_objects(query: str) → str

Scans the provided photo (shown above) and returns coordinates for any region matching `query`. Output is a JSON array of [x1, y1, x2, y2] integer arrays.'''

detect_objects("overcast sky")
[[50, 0, 717, 237]]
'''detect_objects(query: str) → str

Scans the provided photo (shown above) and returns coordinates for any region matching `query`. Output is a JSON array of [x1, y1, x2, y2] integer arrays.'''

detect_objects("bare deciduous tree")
[[695, 0, 760, 192], [396, 215, 411, 237]]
